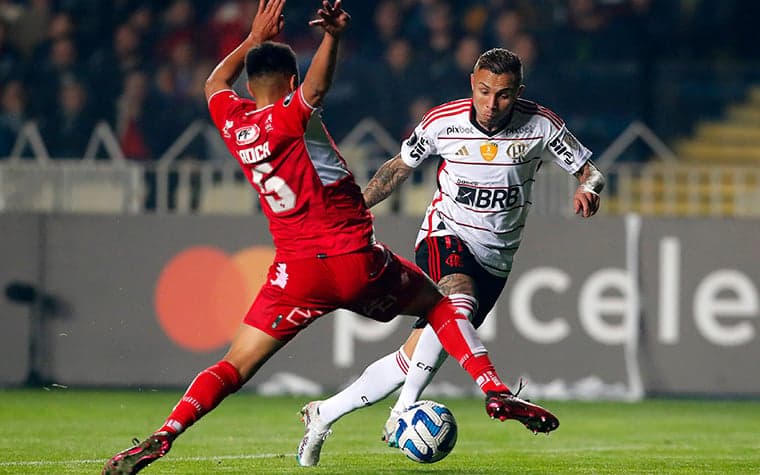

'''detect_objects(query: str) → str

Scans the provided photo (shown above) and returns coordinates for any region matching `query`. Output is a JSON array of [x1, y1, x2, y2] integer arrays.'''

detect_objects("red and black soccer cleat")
[[485, 391, 560, 434], [102, 431, 172, 475]]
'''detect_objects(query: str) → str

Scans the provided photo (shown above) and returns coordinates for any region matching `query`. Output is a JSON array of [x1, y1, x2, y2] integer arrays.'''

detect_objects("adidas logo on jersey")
[[455, 146, 469, 156]]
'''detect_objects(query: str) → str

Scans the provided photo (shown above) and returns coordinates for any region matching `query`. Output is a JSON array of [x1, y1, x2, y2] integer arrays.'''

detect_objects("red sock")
[[159, 360, 242, 436], [426, 297, 509, 394]]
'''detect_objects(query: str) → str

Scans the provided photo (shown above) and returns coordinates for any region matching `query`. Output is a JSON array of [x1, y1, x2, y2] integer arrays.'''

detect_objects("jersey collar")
[[469, 105, 514, 137]]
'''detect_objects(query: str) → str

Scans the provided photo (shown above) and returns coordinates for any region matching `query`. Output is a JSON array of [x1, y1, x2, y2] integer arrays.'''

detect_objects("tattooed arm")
[[363, 154, 414, 208], [572, 159, 605, 218]]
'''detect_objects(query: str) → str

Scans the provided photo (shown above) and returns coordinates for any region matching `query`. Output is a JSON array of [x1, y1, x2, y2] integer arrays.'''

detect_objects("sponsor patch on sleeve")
[[406, 131, 419, 147], [549, 130, 577, 166]]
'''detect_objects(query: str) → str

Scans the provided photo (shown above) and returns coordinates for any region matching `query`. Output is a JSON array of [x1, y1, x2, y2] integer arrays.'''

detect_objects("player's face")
[[470, 68, 524, 132]]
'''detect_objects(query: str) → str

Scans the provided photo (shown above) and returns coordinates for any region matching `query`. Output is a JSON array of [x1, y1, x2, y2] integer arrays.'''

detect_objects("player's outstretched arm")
[[302, 0, 350, 107], [573, 159, 605, 218], [363, 154, 414, 208], [204, 0, 285, 101]]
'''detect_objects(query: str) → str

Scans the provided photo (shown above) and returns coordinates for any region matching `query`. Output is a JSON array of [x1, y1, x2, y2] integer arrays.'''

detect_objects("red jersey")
[[208, 87, 375, 260]]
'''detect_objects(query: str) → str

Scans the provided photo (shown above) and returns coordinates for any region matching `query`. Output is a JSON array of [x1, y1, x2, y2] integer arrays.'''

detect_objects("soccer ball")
[[394, 400, 458, 463]]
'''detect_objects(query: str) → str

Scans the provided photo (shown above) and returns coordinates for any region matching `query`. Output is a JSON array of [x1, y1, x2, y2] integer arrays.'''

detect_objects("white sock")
[[392, 324, 446, 413], [317, 348, 410, 425], [392, 293, 479, 413]]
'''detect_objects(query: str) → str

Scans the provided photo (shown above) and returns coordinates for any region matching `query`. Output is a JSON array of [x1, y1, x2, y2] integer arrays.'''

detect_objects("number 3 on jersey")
[[250, 162, 297, 212]]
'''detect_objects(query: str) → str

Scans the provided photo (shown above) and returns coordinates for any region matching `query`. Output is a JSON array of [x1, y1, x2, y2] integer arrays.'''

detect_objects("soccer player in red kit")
[[102, 1, 557, 473]]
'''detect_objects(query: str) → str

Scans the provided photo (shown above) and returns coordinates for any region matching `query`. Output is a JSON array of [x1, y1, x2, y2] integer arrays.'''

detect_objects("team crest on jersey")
[[235, 125, 260, 145], [506, 142, 528, 163], [480, 141, 498, 161]]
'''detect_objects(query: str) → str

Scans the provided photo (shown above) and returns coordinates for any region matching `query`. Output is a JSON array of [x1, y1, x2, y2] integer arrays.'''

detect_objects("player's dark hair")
[[245, 41, 300, 83], [474, 48, 523, 85]]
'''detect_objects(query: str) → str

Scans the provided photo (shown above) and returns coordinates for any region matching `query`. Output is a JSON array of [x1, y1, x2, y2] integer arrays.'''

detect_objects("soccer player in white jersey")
[[297, 48, 603, 465]]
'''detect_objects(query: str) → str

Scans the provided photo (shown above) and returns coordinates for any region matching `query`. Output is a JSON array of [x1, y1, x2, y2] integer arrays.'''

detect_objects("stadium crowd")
[[0, 0, 758, 161]]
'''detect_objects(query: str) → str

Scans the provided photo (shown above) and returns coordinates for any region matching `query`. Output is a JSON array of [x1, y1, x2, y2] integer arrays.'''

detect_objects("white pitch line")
[[0, 453, 291, 467]]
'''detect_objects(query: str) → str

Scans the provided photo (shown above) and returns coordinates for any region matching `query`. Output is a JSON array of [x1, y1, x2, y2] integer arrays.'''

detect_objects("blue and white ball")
[[394, 400, 458, 463]]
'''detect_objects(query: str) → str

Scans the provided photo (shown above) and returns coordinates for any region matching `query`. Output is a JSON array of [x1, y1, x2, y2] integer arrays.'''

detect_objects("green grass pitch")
[[0, 389, 758, 474]]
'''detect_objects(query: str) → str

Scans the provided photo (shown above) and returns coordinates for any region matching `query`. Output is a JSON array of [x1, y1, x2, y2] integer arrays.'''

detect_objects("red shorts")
[[243, 244, 432, 341]]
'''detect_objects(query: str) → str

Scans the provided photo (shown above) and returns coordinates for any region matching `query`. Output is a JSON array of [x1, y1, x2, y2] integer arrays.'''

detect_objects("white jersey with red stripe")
[[208, 87, 374, 260], [400, 97, 591, 277]]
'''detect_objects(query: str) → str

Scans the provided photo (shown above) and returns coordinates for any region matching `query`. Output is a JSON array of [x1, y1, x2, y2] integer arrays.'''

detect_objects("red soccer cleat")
[[485, 391, 560, 434], [102, 431, 172, 475]]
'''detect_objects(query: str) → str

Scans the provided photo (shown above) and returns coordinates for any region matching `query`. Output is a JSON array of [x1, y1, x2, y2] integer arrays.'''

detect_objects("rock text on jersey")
[[455, 185, 521, 210], [239, 142, 271, 164]]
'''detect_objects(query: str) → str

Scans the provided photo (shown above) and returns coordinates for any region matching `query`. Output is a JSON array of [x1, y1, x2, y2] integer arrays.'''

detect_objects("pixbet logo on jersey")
[[455, 185, 521, 209], [445, 125, 475, 135]]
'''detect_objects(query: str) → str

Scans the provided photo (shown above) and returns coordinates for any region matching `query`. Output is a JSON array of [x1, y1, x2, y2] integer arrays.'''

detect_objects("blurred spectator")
[[0, 1, 24, 25], [7, 0, 51, 58], [460, 3, 489, 40], [369, 38, 423, 139], [205, 1, 250, 60], [546, 0, 612, 62], [511, 32, 553, 104], [420, 1, 457, 79], [155, 0, 196, 61], [489, 9, 524, 50], [512, 33, 538, 77], [28, 36, 87, 118], [42, 78, 95, 158], [145, 64, 184, 156], [359, 0, 403, 60], [0, 79, 26, 157], [432, 35, 482, 102], [0, 20, 21, 82], [167, 39, 196, 98], [127, 3, 158, 50], [31, 10, 77, 59], [114, 69, 152, 160], [54, 0, 99, 53], [88, 23, 148, 117]]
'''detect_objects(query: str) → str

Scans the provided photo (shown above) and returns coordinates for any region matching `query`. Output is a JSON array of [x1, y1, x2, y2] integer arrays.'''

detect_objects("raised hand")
[[251, 0, 286, 43], [308, 0, 350, 37]]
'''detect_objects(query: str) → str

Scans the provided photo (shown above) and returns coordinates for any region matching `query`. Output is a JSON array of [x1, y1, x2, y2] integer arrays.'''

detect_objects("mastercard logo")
[[154, 245, 275, 352]]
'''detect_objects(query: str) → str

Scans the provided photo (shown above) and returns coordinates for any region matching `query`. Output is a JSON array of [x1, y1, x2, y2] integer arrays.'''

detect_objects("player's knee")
[[447, 293, 479, 323]]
